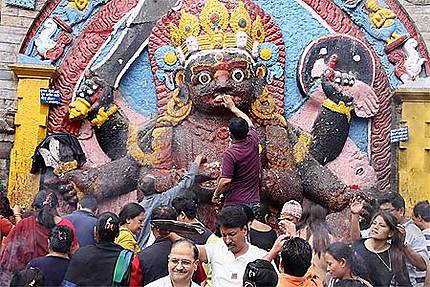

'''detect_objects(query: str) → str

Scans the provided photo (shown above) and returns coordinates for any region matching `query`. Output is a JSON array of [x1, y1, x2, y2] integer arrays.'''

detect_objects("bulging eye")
[[232, 68, 245, 82], [198, 72, 212, 85]]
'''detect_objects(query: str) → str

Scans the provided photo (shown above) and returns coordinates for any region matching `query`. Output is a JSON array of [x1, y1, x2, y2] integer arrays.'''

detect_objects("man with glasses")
[[146, 239, 200, 287]]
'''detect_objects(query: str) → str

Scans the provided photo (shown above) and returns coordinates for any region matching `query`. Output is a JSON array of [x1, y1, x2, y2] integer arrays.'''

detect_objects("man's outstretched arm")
[[216, 95, 254, 127]]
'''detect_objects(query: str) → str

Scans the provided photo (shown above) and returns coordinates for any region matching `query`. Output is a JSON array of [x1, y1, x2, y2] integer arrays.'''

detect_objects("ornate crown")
[[169, 0, 266, 61]]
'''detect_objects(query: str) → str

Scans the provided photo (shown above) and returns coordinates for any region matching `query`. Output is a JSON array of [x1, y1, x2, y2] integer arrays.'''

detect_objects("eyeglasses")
[[168, 257, 195, 268]]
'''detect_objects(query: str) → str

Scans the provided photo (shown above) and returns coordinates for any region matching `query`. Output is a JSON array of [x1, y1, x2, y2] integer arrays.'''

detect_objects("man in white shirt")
[[197, 205, 269, 287], [146, 239, 200, 287]]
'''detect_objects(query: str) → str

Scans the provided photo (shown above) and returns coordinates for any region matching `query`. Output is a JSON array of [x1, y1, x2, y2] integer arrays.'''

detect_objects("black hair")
[[49, 225, 74, 254], [243, 259, 278, 287], [297, 203, 332, 256], [242, 205, 255, 223], [151, 205, 177, 221], [137, 174, 156, 197], [32, 190, 59, 229], [0, 192, 13, 218], [10, 267, 46, 287], [172, 197, 197, 220], [280, 237, 312, 277], [253, 203, 270, 223], [371, 212, 411, 287], [333, 279, 368, 287], [413, 200, 430, 222], [171, 239, 199, 260], [217, 205, 248, 229], [79, 195, 98, 212], [96, 212, 120, 243], [326, 242, 364, 277], [378, 192, 405, 211], [229, 117, 249, 140], [119, 203, 145, 225]]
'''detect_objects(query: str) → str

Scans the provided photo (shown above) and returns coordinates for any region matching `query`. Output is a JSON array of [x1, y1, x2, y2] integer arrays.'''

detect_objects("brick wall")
[[399, 0, 430, 49], [0, 0, 44, 191]]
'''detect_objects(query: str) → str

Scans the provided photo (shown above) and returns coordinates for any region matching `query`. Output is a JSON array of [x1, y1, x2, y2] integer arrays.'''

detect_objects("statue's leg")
[[65, 155, 142, 200], [298, 156, 351, 212]]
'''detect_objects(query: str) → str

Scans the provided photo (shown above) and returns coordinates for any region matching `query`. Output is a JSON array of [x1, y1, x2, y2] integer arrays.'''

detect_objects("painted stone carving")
[[49, 0, 380, 217], [387, 38, 428, 83], [293, 34, 379, 189]]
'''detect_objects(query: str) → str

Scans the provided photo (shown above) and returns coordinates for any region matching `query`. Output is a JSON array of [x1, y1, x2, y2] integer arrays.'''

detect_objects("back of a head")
[[378, 192, 405, 210], [96, 212, 120, 243], [334, 279, 368, 287], [229, 117, 249, 140], [78, 195, 98, 213], [413, 200, 430, 222], [253, 203, 271, 223], [151, 205, 177, 221], [32, 190, 59, 229], [119, 202, 145, 225], [243, 259, 278, 287], [49, 225, 74, 254], [172, 197, 197, 220], [217, 205, 248, 229], [137, 174, 156, 196], [242, 205, 255, 223], [281, 237, 312, 277], [10, 267, 46, 287]]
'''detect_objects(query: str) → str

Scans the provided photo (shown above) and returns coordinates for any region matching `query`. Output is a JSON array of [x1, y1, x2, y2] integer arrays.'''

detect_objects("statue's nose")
[[214, 70, 230, 87]]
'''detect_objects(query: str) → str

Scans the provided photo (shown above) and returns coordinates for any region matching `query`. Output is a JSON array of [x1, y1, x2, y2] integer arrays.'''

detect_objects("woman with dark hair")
[[245, 204, 278, 252], [0, 190, 78, 283], [63, 212, 133, 286], [325, 242, 372, 287], [352, 212, 412, 287], [115, 202, 145, 253], [297, 203, 335, 279]]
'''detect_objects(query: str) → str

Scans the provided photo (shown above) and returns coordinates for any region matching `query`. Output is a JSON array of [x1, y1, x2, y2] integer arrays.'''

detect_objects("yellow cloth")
[[115, 227, 140, 254]]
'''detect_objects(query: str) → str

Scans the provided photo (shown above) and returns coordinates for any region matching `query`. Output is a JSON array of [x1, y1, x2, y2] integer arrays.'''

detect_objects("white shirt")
[[204, 240, 268, 287], [146, 275, 200, 287]]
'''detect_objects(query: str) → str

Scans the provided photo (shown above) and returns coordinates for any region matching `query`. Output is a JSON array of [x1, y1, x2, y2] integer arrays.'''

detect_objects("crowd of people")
[[0, 95, 428, 286]]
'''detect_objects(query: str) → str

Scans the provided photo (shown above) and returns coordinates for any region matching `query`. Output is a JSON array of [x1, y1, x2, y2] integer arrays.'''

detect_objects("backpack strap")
[[113, 249, 134, 286]]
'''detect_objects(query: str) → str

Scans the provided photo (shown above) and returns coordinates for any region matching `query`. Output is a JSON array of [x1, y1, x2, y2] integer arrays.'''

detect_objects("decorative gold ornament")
[[251, 87, 287, 127], [230, 2, 252, 34], [168, 0, 266, 59], [251, 16, 265, 43], [158, 88, 192, 125], [322, 99, 353, 123]]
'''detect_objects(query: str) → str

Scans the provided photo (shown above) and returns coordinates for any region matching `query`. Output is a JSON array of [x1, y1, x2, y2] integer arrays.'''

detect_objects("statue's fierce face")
[[182, 49, 259, 114]]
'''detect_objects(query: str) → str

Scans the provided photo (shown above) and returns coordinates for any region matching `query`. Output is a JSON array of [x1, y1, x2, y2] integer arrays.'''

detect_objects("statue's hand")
[[69, 97, 91, 121]]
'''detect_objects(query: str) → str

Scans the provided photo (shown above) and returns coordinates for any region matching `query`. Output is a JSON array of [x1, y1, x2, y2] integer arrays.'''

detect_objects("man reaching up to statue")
[[212, 95, 260, 208]]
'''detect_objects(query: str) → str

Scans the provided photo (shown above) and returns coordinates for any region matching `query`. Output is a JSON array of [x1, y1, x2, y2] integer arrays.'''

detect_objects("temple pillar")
[[394, 79, 430, 214], [7, 64, 58, 208]]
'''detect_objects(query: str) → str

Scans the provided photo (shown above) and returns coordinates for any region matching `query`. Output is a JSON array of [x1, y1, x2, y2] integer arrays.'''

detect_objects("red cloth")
[[0, 216, 80, 276], [0, 215, 13, 240], [130, 255, 144, 286], [0, 216, 50, 274]]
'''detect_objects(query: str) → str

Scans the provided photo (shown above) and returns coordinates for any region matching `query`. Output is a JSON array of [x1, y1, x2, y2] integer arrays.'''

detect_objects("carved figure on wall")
[[51, 0, 378, 217], [294, 35, 379, 189], [350, 0, 407, 52]]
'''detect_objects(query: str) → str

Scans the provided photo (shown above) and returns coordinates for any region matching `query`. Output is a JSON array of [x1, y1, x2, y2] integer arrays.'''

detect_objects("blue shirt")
[[137, 163, 197, 248], [28, 255, 70, 286], [63, 210, 97, 247]]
